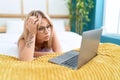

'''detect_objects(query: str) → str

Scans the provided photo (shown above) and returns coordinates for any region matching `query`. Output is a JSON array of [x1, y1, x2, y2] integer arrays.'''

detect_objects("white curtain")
[[103, 0, 120, 34]]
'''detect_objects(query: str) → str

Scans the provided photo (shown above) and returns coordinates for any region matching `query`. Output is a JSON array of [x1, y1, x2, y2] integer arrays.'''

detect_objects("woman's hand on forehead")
[[28, 16, 39, 23], [25, 16, 40, 34], [30, 16, 42, 24]]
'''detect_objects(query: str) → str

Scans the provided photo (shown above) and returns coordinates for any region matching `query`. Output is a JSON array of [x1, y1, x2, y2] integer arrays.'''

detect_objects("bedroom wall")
[[0, 0, 69, 17], [0, 0, 70, 32]]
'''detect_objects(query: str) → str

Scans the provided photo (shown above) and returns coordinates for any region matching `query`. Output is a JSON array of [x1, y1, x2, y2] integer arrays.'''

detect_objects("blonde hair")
[[18, 10, 53, 50]]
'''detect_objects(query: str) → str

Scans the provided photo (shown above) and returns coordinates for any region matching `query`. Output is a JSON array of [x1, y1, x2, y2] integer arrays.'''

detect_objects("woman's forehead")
[[40, 18, 49, 25]]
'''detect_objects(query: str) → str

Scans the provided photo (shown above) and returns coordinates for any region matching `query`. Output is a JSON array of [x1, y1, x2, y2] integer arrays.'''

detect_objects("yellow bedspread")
[[0, 43, 120, 80]]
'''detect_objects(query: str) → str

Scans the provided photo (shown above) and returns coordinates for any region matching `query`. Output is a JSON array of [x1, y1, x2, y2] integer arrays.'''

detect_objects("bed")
[[0, 19, 82, 58], [0, 20, 120, 80]]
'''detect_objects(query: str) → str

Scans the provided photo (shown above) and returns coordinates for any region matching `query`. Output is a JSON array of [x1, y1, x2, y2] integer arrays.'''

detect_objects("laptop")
[[49, 28, 103, 69]]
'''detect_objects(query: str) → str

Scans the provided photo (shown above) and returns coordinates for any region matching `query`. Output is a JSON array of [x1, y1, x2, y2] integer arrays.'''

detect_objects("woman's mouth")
[[45, 35, 49, 38], [44, 35, 50, 40]]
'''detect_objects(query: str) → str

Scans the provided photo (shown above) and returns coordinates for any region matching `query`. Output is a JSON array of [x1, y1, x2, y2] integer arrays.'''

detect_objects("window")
[[103, 0, 120, 34]]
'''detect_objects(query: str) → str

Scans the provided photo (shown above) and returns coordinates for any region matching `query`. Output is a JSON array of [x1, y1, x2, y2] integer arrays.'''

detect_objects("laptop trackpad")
[[49, 50, 79, 64]]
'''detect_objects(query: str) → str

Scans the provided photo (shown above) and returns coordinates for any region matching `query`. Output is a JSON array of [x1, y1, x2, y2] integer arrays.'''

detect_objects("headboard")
[[0, 0, 69, 19]]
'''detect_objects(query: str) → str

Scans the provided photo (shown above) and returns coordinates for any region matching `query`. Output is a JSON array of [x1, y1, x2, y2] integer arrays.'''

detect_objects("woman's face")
[[36, 18, 52, 43]]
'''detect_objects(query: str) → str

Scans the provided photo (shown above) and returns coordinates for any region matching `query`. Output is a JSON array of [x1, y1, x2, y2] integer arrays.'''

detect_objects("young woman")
[[18, 10, 62, 61]]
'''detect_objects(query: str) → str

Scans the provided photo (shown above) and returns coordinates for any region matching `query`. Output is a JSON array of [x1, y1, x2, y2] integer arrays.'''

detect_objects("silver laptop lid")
[[77, 28, 103, 68]]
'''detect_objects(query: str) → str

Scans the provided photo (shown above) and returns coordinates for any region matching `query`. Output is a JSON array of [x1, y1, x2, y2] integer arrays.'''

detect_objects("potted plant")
[[67, 0, 94, 34]]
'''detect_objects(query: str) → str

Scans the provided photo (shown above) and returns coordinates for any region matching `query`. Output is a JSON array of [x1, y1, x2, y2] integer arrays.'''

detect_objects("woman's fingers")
[[34, 18, 39, 24], [26, 16, 40, 34], [27, 16, 39, 26]]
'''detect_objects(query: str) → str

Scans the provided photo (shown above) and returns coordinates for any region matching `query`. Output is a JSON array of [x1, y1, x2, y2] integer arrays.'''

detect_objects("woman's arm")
[[52, 29, 62, 53], [18, 16, 39, 61], [34, 51, 54, 57], [18, 33, 36, 61]]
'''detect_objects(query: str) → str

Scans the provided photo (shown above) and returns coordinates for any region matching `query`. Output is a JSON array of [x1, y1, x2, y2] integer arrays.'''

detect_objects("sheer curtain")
[[103, 0, 120, 34]]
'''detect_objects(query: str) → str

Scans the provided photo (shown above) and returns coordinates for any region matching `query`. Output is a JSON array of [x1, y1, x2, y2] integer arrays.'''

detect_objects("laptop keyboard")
[[59, 51, 78, 59], [61, 55, 78, 68]]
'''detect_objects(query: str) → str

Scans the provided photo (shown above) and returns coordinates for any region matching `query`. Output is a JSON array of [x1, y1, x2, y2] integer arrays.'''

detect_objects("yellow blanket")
[[0, 43, 120, 80]]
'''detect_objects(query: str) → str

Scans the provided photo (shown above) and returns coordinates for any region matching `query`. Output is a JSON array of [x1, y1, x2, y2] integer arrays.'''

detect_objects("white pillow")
[[52, 19, 65, 32], [6, 20, 24, 34]]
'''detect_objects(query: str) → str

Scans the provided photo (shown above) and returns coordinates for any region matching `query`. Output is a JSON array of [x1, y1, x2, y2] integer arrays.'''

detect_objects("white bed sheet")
[[0, 33, 21, 57], [0, 32, 82, 58]]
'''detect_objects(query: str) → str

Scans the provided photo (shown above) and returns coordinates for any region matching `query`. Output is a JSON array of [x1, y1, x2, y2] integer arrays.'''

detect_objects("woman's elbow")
[[19, 53, 34, 61], [54, 49, 62, 54]]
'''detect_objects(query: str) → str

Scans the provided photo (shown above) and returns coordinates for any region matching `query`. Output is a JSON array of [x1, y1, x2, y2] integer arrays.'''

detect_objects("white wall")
[[0, 0, 21, 14], [23, 0, 47, 14], [48, 0, 69, 15]]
